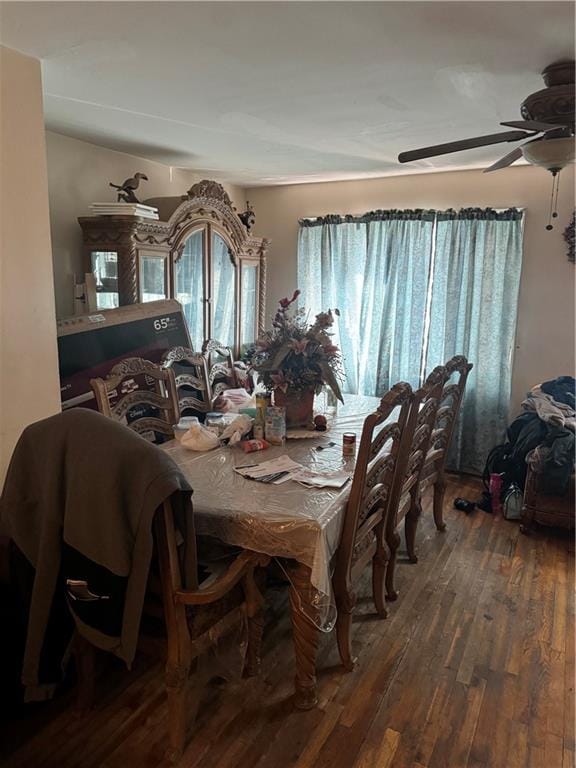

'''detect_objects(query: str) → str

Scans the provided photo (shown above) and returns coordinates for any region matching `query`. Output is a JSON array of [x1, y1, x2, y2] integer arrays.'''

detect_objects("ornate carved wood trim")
[[110, 357, 169, 378], [112, 390, 173, 419], [161, 345, 213, 412], [90, 357, 180, 442], [257, 250, 267, 334], [118, 237, 139, 304], [161, 346, 200, 365], [183, 180, 233, 206], [167, 201, 247, 258]]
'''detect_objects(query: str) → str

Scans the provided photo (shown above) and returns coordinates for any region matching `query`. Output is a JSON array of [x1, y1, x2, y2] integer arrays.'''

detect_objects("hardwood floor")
[[2, 476, 574, 768]]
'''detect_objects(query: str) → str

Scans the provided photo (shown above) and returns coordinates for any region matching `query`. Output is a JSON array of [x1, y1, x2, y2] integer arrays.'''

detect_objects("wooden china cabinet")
[[78, 180, 269, 354]]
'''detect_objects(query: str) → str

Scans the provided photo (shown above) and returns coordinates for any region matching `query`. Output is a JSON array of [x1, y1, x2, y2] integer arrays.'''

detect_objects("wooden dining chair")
[[202, 338, 240, 398], [384, 365, 449, 601], [76, 498, 269, 764], [91, 357, 180, 442], [162, 346, 213, 417], [154, 501, 269, 761], [332, 381, 414, 671], [419, 355, 473, 532]]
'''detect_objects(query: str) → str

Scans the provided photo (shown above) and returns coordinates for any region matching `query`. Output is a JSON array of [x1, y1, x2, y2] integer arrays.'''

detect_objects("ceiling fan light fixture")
[[521, 136, 575, 170]]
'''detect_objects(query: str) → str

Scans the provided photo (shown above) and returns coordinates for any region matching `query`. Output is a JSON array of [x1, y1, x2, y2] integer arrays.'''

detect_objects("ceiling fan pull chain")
[[552, 169, 561, 220], [546, 170, 559, 231]]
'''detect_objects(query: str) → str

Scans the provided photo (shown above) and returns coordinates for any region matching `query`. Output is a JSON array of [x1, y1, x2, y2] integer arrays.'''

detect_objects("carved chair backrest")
[[335, 382, 414, 583], [162, 346, 213, 415], [201, 339, 239, 396], [91, 357, 180, 442], [387, 366, 449, 524], [425, 355, 473, 473]]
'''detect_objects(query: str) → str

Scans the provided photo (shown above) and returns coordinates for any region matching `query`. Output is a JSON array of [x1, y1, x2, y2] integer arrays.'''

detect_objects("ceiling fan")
[[398, 60, 575, 174]]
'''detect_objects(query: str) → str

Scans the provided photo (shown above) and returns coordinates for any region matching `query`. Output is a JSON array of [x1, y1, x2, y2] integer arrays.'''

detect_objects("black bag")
[[482, 443, 513, 493]]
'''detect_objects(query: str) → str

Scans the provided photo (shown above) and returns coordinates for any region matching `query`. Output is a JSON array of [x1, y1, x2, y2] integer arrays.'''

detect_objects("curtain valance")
[[299, 209, 436, 227], [300, 207, 523, 227], [436, 207, 523, 221]]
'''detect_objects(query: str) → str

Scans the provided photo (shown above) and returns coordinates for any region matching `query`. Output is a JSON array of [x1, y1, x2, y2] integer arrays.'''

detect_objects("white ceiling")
[[0, 1, 574, 186]]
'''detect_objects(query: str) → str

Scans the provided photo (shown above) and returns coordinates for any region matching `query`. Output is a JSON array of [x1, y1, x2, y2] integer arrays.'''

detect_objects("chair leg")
[[433, 477, 447, 532], [243, 566, 267, 677], [165, 662, 191, 764], [520, 503, 535, 535], [246, 609, 265, 677], [405, 496, 421, 564], [335, 590, 356, 672], [372, 523, 388, 619], [385, 529, 401, 602], [74, 633, 95, 713]]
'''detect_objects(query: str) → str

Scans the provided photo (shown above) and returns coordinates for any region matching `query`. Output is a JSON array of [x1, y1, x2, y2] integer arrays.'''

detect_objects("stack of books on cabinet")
[[89, 203, 159, 220]]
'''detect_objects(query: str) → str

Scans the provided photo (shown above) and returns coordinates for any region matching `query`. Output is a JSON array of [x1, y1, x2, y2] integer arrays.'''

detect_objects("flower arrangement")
[[249, 290, 344, 402]]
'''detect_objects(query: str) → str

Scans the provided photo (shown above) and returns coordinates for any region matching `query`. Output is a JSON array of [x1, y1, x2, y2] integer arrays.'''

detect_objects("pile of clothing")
[[503, 376, 575, 495]]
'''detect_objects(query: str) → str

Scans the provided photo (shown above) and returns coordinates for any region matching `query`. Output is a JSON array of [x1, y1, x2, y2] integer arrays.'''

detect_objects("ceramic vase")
[[273, 387, 315, 428]]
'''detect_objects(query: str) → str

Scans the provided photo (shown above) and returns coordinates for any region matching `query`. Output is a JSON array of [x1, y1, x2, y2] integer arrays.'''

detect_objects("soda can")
[[342, 432, 356, 457]]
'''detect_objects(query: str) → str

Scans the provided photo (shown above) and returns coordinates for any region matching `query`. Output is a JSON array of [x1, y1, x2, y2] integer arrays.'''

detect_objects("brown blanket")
[[0, 408, 193, 700]]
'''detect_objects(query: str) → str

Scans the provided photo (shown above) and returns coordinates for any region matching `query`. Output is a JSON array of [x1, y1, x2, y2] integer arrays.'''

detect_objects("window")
[[298, 208, 524, 472]]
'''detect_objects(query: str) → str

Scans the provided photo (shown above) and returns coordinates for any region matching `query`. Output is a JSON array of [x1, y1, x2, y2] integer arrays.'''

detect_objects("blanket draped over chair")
[[0, 408, 193, 701]]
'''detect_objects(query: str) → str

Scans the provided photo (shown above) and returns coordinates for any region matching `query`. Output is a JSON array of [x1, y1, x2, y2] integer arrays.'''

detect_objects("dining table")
[[162, 394, 381, 709]]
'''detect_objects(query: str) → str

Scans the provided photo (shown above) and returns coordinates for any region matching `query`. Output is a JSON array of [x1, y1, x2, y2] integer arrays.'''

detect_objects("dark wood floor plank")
[[414, 675, 454, 766], [564, 594, 575, 754], [293, 701, 343, 768], [528, 744, 547, 768], [467, 666, 505, 768], [506, 721, 529, 768], [354, 726, 400, 768], [447, 676, 486, 767]]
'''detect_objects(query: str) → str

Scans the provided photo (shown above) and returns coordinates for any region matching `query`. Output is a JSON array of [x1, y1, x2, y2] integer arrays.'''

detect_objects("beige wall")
[[247, 165, 575, 415], [0, 47, 61, 482], [46, 131, 246, 318]]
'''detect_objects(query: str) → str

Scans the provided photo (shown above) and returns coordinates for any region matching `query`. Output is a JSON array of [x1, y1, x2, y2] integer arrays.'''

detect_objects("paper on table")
[[293, 469, 351, 489], [234, 455, 303, 480], [233, 455, 350, 489]]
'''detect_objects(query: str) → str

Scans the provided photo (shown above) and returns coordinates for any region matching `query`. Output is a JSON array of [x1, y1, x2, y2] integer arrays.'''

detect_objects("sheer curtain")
[[298, 207, 524, 474], [425, 209, 524, 473], [298, 211, 434, 394], [361, 215, 434, 393], [299, 219, 367, 393]]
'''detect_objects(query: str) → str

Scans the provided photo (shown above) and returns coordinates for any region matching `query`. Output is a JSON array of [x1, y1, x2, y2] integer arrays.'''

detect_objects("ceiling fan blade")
[[398, 130, 531, 163], [483, 146, 524, 173], [500, 119, 567, 132]]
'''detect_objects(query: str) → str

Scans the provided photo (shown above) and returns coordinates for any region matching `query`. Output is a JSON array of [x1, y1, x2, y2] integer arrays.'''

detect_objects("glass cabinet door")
[[91, 251, 119, 309], [174, 230, 205, 350], [139, 252, 167, 302], [240, 262, 258, 349], [171, 225, 259, 355], [211, 232, 236, 348]]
